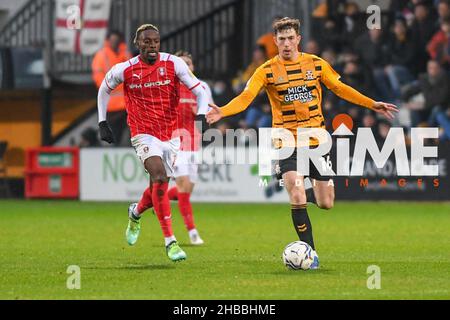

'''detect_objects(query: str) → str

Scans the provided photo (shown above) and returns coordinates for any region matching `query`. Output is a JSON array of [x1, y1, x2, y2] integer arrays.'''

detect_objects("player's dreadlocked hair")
[[174, 50, 192, 59], [133, 24, 159, 46], [272, 17, 300, 35]]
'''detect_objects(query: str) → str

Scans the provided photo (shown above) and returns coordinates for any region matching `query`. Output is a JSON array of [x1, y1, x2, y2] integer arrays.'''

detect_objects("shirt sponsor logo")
[[284, 85, 314, 103], [179, 98, 197, 104], [128, 79, 171, 89]]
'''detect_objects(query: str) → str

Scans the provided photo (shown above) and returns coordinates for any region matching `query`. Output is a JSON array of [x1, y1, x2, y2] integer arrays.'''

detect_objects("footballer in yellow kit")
[[206, 17, 398, 269]]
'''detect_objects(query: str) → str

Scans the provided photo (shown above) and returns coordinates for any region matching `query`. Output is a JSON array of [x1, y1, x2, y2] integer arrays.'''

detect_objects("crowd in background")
[[208, 0, 450, 143], [87, 0, 450, 148]]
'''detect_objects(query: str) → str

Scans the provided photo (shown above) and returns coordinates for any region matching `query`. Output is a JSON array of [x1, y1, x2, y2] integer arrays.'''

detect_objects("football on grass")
[[282, 241, 316, 270]]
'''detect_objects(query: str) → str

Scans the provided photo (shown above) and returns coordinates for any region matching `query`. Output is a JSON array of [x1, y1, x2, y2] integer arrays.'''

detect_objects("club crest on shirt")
[[305, 70, 314, 80], [159, 67, 166, 76]]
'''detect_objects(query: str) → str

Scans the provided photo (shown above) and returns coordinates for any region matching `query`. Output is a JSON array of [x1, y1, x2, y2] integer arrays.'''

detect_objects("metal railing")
[[160, 0, 247, 78], [0, 0, 49, 47], [0, 0, 241, 79]]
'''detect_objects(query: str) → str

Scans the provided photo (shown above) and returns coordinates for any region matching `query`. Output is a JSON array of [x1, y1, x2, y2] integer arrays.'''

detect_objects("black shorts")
[[277, 150, 333, 181]]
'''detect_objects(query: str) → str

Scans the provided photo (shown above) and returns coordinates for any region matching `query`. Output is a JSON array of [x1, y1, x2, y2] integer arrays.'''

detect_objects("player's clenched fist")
[[206, 103, 223, 124], [98, 121, 115, 144]]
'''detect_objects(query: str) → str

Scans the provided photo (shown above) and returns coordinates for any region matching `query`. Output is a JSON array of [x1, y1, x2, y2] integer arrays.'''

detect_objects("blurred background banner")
[[54, 0, 111, 55]]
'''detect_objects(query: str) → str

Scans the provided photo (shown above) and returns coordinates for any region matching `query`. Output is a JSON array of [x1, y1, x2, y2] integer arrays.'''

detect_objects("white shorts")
[[174, 150, 199, 183], [131, 134, 181, 177]]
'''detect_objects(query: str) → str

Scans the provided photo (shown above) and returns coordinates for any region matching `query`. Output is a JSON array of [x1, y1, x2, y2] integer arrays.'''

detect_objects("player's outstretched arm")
[[333, 81, 399, 121], [319, 57, 399, 121]]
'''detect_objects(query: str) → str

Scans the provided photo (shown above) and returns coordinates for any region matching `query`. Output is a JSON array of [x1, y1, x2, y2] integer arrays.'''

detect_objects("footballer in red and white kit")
[[97, 24, 209, 262]]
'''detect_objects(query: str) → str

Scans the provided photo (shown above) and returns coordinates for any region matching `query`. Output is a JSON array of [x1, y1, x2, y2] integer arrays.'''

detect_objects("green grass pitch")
[[0, 200, 449, 299]]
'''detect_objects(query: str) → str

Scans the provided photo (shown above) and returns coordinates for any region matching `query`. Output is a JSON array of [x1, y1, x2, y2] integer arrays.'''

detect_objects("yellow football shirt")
[[220, 53, 375, 138]]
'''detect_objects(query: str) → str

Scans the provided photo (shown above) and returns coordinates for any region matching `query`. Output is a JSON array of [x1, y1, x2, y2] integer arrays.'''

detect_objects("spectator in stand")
[[433, 107, 450, 141], [91, 30, 131, 146], [385, 16, 415, 100], [242, 92, 272, 129], [402, 60, 450, 126], [304, 39, 321, 56], [316, 17, 343, 52], [362, 111, 384, 140], [362, 112, 377, 128], [341, 60, 372, 97], [230, 46, 271, 130], [377, 120, 392, 143], [214, 121, 232, 136], [211, 80, 234, 107], [436, 0, 450, 27], [336, 59, 374, 123], [321, 47, 339, 71], [427, 16, 450, 69], [410, 1, 437, 74], [354, 28, 392, 101], [211, 80, 239, 128], [389, 0, 412, 14], [312, 0, 328, 19], [232, 46, 267, 93], [340, 1, 366, 48], [256, 16, 282, 59]]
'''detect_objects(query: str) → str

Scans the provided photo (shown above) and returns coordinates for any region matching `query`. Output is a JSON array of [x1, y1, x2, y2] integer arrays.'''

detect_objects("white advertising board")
[[80, 148, 291, 202]]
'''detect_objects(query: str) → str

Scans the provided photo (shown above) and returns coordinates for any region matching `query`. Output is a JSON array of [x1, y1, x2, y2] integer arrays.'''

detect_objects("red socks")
[[168, 186, 178, 200], [137, 184, 194, 236], [151, 182, 173, 237], [136, 187, 153, 214], [178, 192, 195, 231]]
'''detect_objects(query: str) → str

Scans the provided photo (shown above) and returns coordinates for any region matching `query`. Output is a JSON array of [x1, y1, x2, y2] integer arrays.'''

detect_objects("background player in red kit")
[[97, 24, 209, 262], [134, 50, 214, 245]]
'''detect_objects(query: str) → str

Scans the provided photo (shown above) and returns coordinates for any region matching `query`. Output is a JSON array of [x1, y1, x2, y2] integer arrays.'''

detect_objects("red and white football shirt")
[[102, 52, 204, 141]]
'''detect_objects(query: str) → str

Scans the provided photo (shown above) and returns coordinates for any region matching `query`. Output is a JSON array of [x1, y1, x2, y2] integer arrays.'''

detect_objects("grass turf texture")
[[0, 200, 449, 300]]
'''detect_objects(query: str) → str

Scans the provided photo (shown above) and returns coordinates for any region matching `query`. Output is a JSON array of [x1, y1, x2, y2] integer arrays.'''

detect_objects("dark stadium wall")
[[0, 84, 96, 178]]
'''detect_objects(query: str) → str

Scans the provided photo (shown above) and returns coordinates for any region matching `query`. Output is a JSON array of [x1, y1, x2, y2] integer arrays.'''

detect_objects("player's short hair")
[[272, 17, 301, 35], [175, 50, 192, 60], [133, 24, 159, 46]]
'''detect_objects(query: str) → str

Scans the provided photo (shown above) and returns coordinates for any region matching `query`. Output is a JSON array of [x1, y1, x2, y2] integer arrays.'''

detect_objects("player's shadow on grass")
[[120, 264, 176, 270], [269, 268, 335, 276], [84, 264, 176, 271], [148, 243, 205, 248], [178, 243, 206, 247]]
